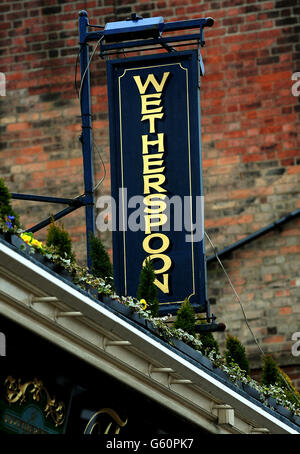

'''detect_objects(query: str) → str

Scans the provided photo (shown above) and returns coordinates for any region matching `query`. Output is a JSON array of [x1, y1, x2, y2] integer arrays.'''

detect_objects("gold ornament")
[[4, 376, 65, 427]]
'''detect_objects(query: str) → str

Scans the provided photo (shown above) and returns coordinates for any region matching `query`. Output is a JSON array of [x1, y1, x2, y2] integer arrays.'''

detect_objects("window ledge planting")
[[1, 223, 300, 420]]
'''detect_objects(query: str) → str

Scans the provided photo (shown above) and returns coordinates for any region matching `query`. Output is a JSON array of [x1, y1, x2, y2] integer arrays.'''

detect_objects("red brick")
[[276, 289, 290, 297], [242, 153, 265, 163], [280, 245, 300, 255], [229, 189, 251, 199], [279, 307, 292, 315], [287, 166, 300, 174], [7, 122, 30, 132], [203, 158, 216, 168], [46, 160, 66, 170], [217, 156, 240, 165], [68, 158, 83, 167], [263, 336, 285, 344]]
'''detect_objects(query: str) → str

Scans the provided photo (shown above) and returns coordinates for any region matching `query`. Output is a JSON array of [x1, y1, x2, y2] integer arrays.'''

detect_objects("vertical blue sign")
[[106, 50, 207, 315]]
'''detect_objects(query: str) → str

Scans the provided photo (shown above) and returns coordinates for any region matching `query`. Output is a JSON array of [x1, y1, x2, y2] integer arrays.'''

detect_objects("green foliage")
[[262, 355, 300, 406], [197, 321, 220, 356], [137, 259, 159, 317], [279, 368, 300, 407], [225, 333, 250, 374], [173, 298, 196, 337], [261, 355, 281, 386], [46, 220, 75, 262], [0, 178, 20, 229], [89, 233, 114, 287]]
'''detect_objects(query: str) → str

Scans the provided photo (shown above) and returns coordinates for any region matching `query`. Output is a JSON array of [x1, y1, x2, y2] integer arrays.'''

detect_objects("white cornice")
[[0, 241, 299, 434]]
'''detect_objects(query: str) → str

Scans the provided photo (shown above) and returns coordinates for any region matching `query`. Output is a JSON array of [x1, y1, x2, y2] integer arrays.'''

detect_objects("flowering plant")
[[5, 215, 15, 229], [21, 232, 45, 250], [0, 215, 21, 234], [2, 228, 300, 417], [17, 231, 112, 296], [139, 299, 147, 310], [206, 351, 300, 416]]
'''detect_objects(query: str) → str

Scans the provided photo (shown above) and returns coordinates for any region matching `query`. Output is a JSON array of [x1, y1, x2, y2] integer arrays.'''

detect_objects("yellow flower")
[[31, 239, 43, 249], [140, 299, 147, 310], [20, 233, 32, 244], [20, 233, 44, 250]]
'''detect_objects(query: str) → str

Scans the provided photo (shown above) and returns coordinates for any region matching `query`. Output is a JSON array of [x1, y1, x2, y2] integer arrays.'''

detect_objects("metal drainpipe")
[[206, 208, 300, 263]]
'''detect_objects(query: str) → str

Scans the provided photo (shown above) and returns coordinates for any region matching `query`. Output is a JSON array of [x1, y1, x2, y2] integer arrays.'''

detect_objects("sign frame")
[[106, 50, 208, 315]]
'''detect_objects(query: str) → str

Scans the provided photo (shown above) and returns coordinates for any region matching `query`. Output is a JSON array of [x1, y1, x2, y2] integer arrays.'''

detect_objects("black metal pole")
[[26, 205, 81, 234], [11, 193, 83, 206], [79, 10, 95, 270]]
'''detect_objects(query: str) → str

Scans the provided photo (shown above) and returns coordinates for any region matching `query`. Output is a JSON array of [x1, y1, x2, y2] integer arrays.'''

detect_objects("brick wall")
[[0, 1, 300, 385]]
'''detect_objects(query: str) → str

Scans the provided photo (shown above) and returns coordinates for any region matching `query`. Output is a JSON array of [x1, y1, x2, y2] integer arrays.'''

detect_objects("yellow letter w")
[[133, 72, 170, 94]]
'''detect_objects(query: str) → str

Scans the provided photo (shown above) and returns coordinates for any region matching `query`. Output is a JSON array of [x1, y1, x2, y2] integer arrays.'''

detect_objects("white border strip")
[[0, 241, 299, 434]]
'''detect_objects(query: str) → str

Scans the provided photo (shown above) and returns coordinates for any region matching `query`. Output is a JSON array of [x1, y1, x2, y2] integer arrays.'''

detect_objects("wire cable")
[[205, 230, 265, 357], [93, 139, 106, 191], [75, 36, 107, 194], [74, 45, 83, 98], [78, 36, 104, 104], [205, 232, 300, 404]]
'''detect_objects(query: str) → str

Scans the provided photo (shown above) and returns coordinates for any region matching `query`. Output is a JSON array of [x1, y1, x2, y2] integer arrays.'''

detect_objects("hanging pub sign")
[[106, 50, 207, 315]]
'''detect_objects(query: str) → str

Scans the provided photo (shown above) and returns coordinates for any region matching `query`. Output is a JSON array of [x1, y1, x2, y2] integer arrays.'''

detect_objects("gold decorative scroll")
[[4, 376, 65, 427], [84, 408, 128, 435]]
